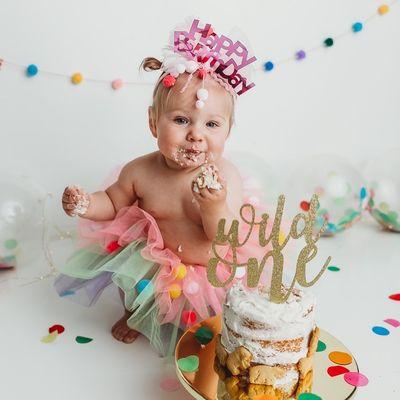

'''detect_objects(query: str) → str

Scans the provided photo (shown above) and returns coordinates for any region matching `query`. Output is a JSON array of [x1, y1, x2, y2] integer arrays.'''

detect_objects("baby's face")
[[150, 75, 233, 170]]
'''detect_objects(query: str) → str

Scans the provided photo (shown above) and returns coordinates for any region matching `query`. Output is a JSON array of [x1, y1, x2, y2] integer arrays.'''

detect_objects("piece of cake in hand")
[[192, 164, 223, 193], [215, 283, 319, 399]]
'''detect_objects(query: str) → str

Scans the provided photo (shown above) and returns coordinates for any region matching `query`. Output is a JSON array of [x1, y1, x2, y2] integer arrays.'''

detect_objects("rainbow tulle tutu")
[[55, 200, 268, 356]]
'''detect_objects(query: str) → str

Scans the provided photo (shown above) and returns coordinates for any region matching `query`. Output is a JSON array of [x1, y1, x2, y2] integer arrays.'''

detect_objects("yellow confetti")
[[41, 331, 58, 343]]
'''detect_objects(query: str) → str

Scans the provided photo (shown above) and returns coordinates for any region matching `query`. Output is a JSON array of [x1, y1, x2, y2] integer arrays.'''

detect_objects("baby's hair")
[[140, 57, 235, 128], [140, 57, 172, 123]]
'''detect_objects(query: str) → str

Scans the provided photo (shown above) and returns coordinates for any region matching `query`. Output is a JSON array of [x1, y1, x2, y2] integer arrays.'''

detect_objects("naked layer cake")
[[215, 283, 319, 399]]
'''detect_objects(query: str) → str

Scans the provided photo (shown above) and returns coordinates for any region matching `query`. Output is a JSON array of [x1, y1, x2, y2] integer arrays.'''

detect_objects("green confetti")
[[327, 266, 340, 272], [316, 340, 327, 352], [177, 355, 199, 373], [75, 336, 93, 344], [298, 393, 322, 400], [4, 239, 18, 250], [194, 326, 214, 345]]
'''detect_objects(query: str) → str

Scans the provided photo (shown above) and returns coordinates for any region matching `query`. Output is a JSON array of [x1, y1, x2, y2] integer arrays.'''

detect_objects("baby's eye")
[[174, 117, 189, 125], [206, 121, 219, 128]]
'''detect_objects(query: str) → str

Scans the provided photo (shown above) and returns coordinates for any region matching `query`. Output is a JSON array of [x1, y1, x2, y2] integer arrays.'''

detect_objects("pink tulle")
[[75, 200, 271, 326]]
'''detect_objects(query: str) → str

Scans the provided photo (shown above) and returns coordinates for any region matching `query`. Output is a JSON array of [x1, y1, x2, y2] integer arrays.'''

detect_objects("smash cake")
[[215, 283, 319, 399]]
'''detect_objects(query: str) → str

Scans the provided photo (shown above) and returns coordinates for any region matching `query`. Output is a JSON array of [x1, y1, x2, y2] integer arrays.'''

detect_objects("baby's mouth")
[[178, 148, 204, 162]]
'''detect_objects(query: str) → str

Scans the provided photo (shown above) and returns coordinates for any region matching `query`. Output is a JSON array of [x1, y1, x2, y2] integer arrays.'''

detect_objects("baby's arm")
[[62, 162, 137, 221], [193, 162, 243, 241]]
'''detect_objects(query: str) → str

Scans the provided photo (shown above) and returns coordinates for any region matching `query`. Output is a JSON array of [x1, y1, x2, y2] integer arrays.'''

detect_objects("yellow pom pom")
[[378, 4, 389, 15], [169, 283, 182, 299], [174, 263, 187, 280], [71, 72, 83, 84]]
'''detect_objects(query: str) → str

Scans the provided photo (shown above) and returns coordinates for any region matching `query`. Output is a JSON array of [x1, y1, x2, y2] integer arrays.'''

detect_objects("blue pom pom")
[[352, 22, 363, 33], [136, 279, 151, 294], [26, 64, 38, 77], [360, 187, 367, 199], [263, 61, 274, 72]]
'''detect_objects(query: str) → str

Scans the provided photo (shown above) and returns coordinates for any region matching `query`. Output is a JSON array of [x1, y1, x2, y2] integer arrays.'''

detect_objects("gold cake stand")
[[175, 316, 358, 400]]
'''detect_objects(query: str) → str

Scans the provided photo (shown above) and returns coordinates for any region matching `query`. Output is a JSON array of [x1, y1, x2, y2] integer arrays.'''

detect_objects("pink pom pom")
[[162, 75, 176, 88], [181, 310, 197, 325], [106, 241, 121, 253], [111, 79, 123, 90]]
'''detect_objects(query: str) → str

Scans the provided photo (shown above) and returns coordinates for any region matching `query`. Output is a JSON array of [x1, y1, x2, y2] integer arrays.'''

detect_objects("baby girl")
[[56, 19, 258, 356]]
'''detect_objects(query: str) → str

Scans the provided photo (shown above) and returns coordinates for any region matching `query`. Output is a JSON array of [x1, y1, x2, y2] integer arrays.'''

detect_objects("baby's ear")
[[148, 106, 157, 138]]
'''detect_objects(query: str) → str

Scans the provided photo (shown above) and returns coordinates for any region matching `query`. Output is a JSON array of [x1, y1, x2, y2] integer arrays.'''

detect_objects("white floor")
[[0, 215, 399, 400]]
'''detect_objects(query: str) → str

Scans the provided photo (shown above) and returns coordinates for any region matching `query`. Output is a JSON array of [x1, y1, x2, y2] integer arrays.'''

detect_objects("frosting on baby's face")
[[150, 74, 233, 170]]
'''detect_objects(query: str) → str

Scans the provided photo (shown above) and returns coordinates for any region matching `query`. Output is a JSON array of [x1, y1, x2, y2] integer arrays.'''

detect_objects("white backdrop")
[[0, 0, 399, 225]]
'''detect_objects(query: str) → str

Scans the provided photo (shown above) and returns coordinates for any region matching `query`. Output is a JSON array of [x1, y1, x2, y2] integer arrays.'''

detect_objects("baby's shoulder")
[[217, 157, 241, 180], [122, 152, 159, 175]]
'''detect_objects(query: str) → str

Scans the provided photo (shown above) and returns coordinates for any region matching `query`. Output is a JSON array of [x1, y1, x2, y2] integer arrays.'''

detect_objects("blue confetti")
[[372, 326, 390, 336]]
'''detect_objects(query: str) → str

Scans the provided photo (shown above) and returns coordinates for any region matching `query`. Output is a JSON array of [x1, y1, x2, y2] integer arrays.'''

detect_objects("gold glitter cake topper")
[[207, 194, 331, 303]]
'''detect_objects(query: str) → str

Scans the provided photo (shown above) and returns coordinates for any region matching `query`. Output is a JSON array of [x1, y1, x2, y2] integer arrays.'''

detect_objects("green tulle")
[[57, 239, 183, 357]]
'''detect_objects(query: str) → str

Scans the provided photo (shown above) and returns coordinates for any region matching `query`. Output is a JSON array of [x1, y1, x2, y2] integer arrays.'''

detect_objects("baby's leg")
[[111, 289, 140, 344]]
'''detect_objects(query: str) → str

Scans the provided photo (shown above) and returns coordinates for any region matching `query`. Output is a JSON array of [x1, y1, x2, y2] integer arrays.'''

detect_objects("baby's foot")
[[111, 311, 140, 343]]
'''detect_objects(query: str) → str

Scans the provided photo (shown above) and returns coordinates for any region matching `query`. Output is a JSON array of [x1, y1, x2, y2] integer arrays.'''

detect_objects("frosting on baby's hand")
[[62, 185, 90, 217]]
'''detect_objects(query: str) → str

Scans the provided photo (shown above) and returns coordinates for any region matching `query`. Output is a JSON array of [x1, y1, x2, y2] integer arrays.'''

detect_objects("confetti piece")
[[298, 393, 322, 400], [389, 293, 400, 301], [194, 326, 214, 345], [160, 377, 181, 392], [49, 324, 65, 334], [384, 318, 400, 328], [343, 372, 369, 387], [41, 331, 58, 343], [328, 351, 353, 365], [327, 365, 349, 377], [60, 290, 75, 297], [317, 340, 326, 352], [177, 355, 199, 373], [75, 336, 93, 344], [372, 326, 390, 336], [327, 266, 340, 272]]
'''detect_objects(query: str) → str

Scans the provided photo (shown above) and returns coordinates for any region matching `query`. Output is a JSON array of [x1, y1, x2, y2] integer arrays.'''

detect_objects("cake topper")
[[207, 194, 332, 304]]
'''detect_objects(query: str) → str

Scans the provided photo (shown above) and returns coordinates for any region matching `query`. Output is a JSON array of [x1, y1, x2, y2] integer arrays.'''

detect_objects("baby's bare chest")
[[136, 174, 201, 223]]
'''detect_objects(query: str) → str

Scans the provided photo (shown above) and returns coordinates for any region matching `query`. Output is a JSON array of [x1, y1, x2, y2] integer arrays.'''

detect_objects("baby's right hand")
[[62, 186, 90, 217]]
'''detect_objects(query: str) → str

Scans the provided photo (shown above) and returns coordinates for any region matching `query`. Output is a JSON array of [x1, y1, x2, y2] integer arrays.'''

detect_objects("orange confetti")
[[328, 351, 353, 365], [254, 396, 277, 400]]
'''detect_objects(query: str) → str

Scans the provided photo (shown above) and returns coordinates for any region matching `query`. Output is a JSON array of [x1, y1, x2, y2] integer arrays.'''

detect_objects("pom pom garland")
[[26, 64, 38, 77], [263, 61, 274, 71], [352, 22, 363, 33]]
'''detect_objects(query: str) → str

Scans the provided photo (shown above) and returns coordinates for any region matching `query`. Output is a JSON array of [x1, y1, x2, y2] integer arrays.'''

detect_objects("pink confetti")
[[343, 372, 369, 387], [384, 318, 400, 328], [160, 377, 181, 392]]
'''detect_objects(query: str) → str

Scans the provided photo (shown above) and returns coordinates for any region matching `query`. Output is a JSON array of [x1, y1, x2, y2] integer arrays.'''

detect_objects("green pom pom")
[[194, 326, 214, 345], [324, 37, 334, 47]]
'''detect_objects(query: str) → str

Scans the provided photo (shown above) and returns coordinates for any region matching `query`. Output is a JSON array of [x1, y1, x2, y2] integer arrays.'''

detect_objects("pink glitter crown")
[[167, 19, 257, 96]]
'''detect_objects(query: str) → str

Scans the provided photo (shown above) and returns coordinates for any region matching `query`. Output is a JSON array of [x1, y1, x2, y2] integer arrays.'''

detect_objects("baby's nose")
[[187, 128, 203, 142]]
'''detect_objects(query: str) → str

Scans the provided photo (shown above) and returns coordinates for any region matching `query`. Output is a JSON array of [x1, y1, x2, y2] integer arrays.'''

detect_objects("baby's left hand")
[[192, 176, 227, 211]]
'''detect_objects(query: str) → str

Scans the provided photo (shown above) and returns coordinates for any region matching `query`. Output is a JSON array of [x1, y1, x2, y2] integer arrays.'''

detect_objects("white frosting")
[[274, 369, 299, 388], [221, 283, 316, 365]]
